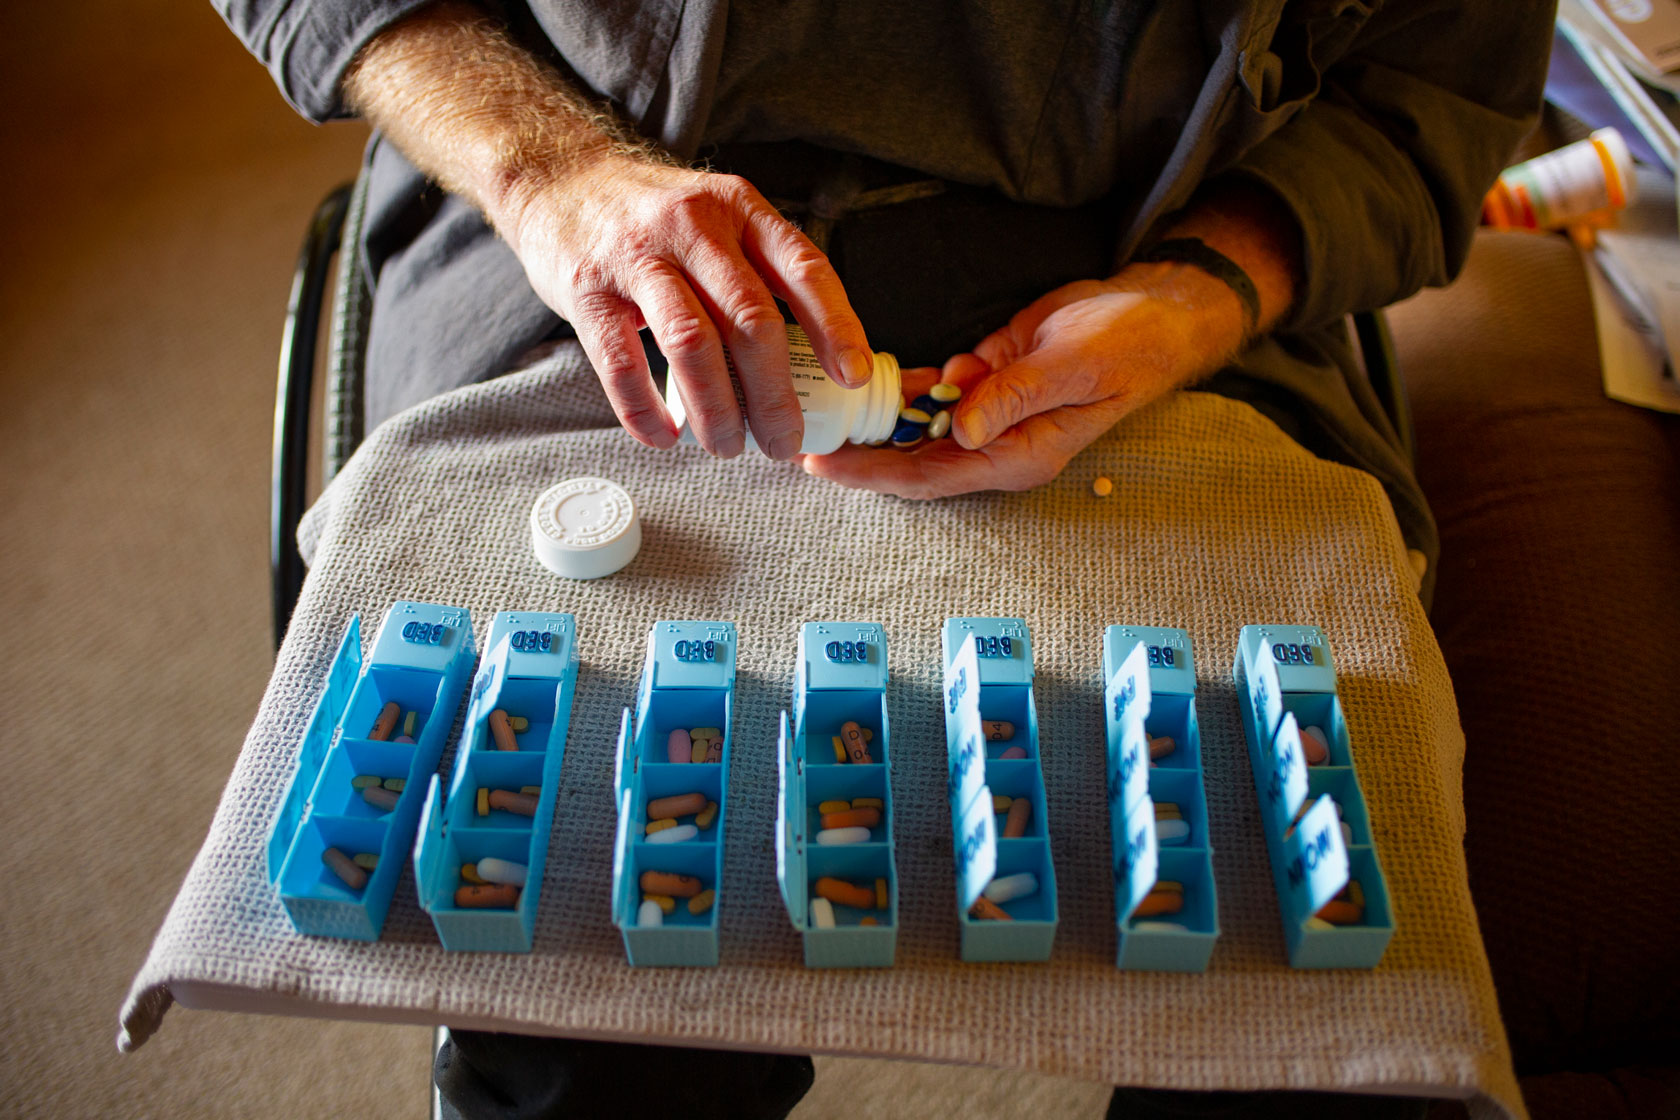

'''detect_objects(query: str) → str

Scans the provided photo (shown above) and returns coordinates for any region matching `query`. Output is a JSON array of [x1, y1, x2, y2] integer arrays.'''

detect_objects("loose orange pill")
[[1004, 797, 1032, 838], [841, 721, 872, 764], [820, 808, 881, 830], [969, 897, 1013, 921], [489, 709, 519, 752], [640, 870, 702, 898], [488, 789, 538, 817], [647, 792, 707, 819], [368, 701, 401, 741], [455, 883, 519, 908], [814, 876, 876, 910], [982, 720, 1014, 741], [322, 847, 367, 890]]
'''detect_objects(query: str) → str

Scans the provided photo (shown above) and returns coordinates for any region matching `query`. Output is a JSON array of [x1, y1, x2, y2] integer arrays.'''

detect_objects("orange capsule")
[[455, 883, 519, 908], [841, 721, 872, 764], [1134, 881, 1185, 918], [488, 789, 538, 817], [1148, 736, 1176, 760], [647, 792, 707, 819], [322, 847, 367, 890], [489, 709, 519, 752], [1315, 899, 1363, 925], [1003, 797, 1032, 838], [982, 720, 1014, 741], [361, 786, 400, 812], [640, 870, 702, 898], [814, 876, 876, 910], [819, 807, 881, 830], [368, 701, 401, 741], [969, 896, 1013, 921]]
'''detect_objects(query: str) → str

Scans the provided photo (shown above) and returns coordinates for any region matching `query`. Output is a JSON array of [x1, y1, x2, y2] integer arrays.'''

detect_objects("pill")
[[362, 786, 399, 812], [687, 889, 715, 916], [1341, 822, 1354, 846], [890, 422, 923, 448], [520, 785, 541, 796], [862, 728, 874, 742], [477, 857, 528, 887], [1092, 476, 1114, 498], [840, 721, 872, 764], [382, 777, 405, 792], [1157, 818, 1191, 845], [1149, 735, 1177, 760], [930, 381, 962, 402], [368, 701, 401, 741], [982, 872, 1039, 904], [488, 789, 538, 816], [394, 735, 415, 744], [1000, 746, 1028, 759], [403, 710, 417, 737], [667, 728, 692, 763], [489, 709, 519, 752], [695, 801, 719, 830], [648, 792, 707, 819], [646, 818, 677, 837], [640, 870, 702, 898], [1302, 725, 1330, 766], [1154, 802, 1182, 819], [1131, 920, 1188, 932], [1304, 916, 1335, 931], [969, 897, 1013, 921], [1134, 881, 1184, 917], [691, 727, 721, 740], [508, 715, 529, 732], [851, 797, 883, 810], [899, 406, 932, 424], [816, 827, 872, 845], [638, 899, 664, 927], [643, 892, 676, 913], [819, 800, 852, 814], [875, 878, 889, 910], [455, 883, 519, 908], [993, 794, 1013, 813], [1004, 797, 1032, 838], [983, 720, 1014, 741], [831, 736, 847, 763], [691, 740, 710, 764], [1316, 898, 1363, 926], [322, 847, 367, 890], [910, 394, 941, 415], [646, 823, 698, 845], [860, 916, 878, 926], [704, 740, 722, 763], [461, 862, 486, 884], [927, 409, 951, 439], [351, 774, 382, 790], [811, 897, 836, 929], [821, 807, 881, 830], [476, 788, 489, 816], [814, 876, 876, 910], [1348, 881, 1365, 907], [352, 852, 379, 870]]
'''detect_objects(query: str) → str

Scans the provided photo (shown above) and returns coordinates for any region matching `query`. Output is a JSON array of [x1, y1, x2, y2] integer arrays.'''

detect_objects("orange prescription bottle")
[[1483, 128, 1636, 231]]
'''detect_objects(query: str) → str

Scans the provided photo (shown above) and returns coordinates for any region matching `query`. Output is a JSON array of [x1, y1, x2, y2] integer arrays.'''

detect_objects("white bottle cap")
[[529, 477, 641, 579]]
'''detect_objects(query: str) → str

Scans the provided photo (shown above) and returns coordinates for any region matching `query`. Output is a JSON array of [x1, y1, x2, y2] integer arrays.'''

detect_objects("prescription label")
[[953, 787, 999, 913], [1283, 794, 1349, 917]]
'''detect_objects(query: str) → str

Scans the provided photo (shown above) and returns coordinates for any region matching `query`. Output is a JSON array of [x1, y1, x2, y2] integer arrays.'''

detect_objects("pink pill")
[[667, 728, 692, 763], [1000, 746, 1028, 759], [1302, 725, 1330, 766]]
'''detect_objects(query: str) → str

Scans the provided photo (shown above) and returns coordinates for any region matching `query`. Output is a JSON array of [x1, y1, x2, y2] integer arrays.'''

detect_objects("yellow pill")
[[352, 852, 379, 871], [862, 728, 874, 742], [899, 406, 932, 424], [859, 916, 879, 926], [476, 788, 490, 816], [819, 800, 852, 814], [382, 777, 405, 792], [1092, 476, 1114, 498], [831, 736, 847, 763], [875, 878, 889, 910], [642, 892, 676, 914], [461, 863, 486, 885], [1348, 880, 1365, 907], [929, 382, 962, 403], [851, 797, 883, 810], [1154, 801, 1182, 817], [695, 800, 719, 830], [520, 786, 541, 796], [688, 889, 716, 916], [402, 710, 417, 737], [691, 740, 709, 764], [993, 794, 1013, 813], [351, 774, 381, 790], [645, 817, 678, 835], [690, 727, 721, 740], [509, 716, 529, 732]]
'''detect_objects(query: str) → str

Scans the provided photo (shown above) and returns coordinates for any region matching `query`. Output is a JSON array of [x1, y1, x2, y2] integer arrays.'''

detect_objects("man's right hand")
[[344, 1, 872, 459]]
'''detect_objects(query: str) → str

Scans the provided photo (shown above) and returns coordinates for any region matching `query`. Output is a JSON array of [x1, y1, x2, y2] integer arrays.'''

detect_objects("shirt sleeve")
[[212, 0, 438, 122], [1218, 0, 1554, 332]]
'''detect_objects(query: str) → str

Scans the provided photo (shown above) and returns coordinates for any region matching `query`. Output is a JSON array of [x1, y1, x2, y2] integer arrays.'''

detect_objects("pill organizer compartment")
[[777, 622, 898, 968], [268, 601, 475, 940], [1233, 624, 1394, 968], [415, 612, 579, 952], [1104, 628, 1219, 972], [611, 621, 736, 966], [943, 618, 1057, 963]]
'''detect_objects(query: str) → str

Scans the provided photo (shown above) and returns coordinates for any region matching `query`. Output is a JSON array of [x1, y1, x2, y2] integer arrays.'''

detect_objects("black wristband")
[[1135, 237, 1262, 336]]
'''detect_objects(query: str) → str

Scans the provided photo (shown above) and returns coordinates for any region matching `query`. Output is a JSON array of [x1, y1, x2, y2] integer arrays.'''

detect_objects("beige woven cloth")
[[120, 347, 1521, 1118]]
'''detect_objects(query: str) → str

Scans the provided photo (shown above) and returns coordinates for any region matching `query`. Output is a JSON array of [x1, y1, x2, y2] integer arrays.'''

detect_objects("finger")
[[679, 239, 804, 460], [939, 352, 992, 392], [899, 366, 941, 402], [952, 333, 1116, 450], [630, 264, 744, 458], [568, 290, 677, 448], [739, 199, 874, 388]]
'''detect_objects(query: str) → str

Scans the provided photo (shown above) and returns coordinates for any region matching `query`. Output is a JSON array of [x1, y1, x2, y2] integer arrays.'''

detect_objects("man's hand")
[[344, 1, 872, 459]]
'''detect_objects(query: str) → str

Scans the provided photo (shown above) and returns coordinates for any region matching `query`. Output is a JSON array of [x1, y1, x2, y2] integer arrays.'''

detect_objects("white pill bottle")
[[664, 323, 902, 454], [1482, 128, 1637, 231]]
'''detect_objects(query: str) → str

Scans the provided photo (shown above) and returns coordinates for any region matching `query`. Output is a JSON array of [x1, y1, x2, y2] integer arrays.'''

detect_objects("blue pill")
[[911, 394, 941, 416], [890, 421, 924, 448]]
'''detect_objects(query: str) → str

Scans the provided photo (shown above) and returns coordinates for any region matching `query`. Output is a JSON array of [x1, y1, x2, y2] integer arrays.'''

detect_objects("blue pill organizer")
[[941, 617, 1058, 962], [610, 620, 737, 966], [413, 611, 579, 952], [267, 601, 476, 940], [1232, 625, 1394, 968], [775, 622, 899, 968], [1102, 626, 1220, 971]]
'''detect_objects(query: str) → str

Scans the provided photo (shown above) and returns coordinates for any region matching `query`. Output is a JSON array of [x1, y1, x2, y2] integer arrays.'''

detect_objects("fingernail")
[[715, 431, 745, 459], [766, 430, 802, 461], [838, 348, 873, 387], [953, 409, 988, 450]]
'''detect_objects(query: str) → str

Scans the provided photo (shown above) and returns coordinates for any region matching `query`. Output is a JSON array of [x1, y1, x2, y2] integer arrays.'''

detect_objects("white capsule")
[[637, 899, 664, 927], [982, 871, 1039, 904], [645, 823, 698, 845], [927, 410, 951, 439], [475, 857, 528, 887], [816, 826, 872, 845], [1131, 920, 1188, 932], [811, 896, 836, 929], [1156, 818, 1191, 845]]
